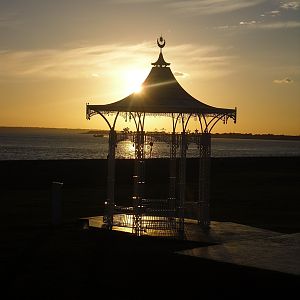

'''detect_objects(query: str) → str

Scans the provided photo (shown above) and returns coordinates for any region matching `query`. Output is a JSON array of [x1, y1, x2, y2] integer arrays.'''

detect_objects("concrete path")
[[183, 219, 283, 243], [178, 222, 300, 276]]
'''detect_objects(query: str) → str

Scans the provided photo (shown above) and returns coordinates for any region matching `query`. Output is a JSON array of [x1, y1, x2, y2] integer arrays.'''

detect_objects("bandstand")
[[86, 37, 236, 238]]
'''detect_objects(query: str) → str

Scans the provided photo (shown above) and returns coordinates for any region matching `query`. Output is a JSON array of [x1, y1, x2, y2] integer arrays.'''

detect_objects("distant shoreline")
[[1, 126, 299, 141], [84, 130, 300, 141], [212, 133, 300, 141]]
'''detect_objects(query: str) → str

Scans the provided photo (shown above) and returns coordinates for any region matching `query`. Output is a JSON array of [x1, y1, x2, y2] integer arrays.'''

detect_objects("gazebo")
[[86, 37, 236, 238]]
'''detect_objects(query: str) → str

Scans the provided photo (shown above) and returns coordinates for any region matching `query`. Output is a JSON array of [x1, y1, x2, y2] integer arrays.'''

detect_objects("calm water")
[[0, 128, 299, 160]]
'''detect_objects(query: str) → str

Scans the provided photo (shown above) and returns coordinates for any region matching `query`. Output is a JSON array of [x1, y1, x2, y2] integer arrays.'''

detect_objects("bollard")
[[51, 181, 63, 226]]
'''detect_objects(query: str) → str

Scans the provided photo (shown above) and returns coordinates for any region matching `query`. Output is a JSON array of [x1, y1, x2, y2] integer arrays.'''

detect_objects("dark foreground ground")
[[0, 157, 299, 297]]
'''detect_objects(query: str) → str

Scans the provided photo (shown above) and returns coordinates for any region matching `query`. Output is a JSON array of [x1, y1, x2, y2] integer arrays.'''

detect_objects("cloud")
[[173, 71, 188, 77], [280, 1, 300, 10], [166, 45, 236, 78], [217, 20, 300, 30], [258, 21, 300, 29], [0, 42, 234, 81], [173, 71, 184, 76], [115, 0, 266, 15], [264, 10, 281, 17], [166, 0, 266, 15], [239, 20, 257, 25], [273, 77, 294, 84], [0, 43, 154, 80]]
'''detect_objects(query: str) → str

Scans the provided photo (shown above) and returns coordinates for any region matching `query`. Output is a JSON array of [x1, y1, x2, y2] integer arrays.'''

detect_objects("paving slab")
[[184, 220, 282, 244], [177, 233, 300, 275]]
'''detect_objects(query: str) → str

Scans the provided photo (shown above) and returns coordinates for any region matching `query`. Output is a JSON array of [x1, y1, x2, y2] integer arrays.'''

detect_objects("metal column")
[[198, 133, 211, 228], [169, 132, 177, 211], [178, 131, 187, 238], [132, 130, 145, 235], [104, 129, 117, 229]]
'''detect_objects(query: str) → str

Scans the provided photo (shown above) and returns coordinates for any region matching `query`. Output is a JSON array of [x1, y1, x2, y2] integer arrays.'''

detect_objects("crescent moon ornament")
[[157, 36, 166, 48]]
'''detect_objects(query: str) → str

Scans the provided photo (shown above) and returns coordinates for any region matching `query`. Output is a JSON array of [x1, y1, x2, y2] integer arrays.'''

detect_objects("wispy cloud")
[[166, 44, 236, 78], [273, 77, 294, 84], [173, 71, 188, 77], [115, 0, 161, 2], [217, 20, 300, 30], [0, 43, 154, 80], [280, 1, 300, 10], [0, 42, 234, 81], [258, 21, 300, 29], [160, 0, 300, 15], [216, 0, 300, 31], [239, 20, 257, 25], [264, 10, 281, 17], [166, 0, 266, 15], [115, 0, 266, 15]]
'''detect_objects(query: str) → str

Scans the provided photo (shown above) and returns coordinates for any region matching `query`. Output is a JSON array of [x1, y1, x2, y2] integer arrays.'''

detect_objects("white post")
[[52, 181, 63, 226]]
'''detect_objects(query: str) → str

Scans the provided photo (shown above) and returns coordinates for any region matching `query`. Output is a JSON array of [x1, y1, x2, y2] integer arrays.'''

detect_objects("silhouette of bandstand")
[[86, 37, 236, 238]]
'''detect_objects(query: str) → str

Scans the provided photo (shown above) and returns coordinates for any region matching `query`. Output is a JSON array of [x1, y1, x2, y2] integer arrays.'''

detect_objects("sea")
[[0, 127, 300, 160]]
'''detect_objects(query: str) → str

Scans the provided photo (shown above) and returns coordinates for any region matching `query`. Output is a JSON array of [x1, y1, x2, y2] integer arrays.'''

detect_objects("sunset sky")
[[0, 0, 299, 134]]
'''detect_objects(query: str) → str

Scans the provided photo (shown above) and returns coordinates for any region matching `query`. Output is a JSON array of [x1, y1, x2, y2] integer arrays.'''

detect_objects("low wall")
[[1, 157, 298, 189], [1, 157, 299, 232]]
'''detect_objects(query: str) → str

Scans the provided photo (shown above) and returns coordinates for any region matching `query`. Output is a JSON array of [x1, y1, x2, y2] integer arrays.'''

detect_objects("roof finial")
[[152, 36, 170, 67], [157, 35, 166, 52]]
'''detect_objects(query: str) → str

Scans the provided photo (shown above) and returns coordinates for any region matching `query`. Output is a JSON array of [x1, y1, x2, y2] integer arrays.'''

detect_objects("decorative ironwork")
[[98, 129, 217, 236], [86, 109, 236, 134], [85, 37, 236, 238]]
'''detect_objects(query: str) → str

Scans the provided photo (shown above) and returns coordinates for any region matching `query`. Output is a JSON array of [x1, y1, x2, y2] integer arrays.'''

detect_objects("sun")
[[134, 85, 142, 93], [122, 69, 146, 95]]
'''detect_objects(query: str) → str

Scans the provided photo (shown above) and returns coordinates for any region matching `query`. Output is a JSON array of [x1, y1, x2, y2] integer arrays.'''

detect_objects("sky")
[[0, 0, 299, 135]]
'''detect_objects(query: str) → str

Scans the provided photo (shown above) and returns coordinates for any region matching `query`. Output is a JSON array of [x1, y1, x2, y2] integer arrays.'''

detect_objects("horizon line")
[[0, 125, 299, 137]]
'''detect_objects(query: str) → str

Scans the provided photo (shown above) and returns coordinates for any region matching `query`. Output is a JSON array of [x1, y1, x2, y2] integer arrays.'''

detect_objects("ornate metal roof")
[[87, 37, 236, 117]]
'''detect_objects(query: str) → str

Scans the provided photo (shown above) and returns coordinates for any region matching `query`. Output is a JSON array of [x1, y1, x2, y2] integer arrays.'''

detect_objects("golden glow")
[[122, 69, 146, 95], [134, 85, 142, 93], [115, 140, 135, 159], [0, 0, 299, 136]]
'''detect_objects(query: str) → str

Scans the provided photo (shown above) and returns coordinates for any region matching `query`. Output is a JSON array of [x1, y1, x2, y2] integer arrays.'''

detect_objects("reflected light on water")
[[1, 128, 300, 160], [115, 140, 170, 159], [116, 141, 135, 159]]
